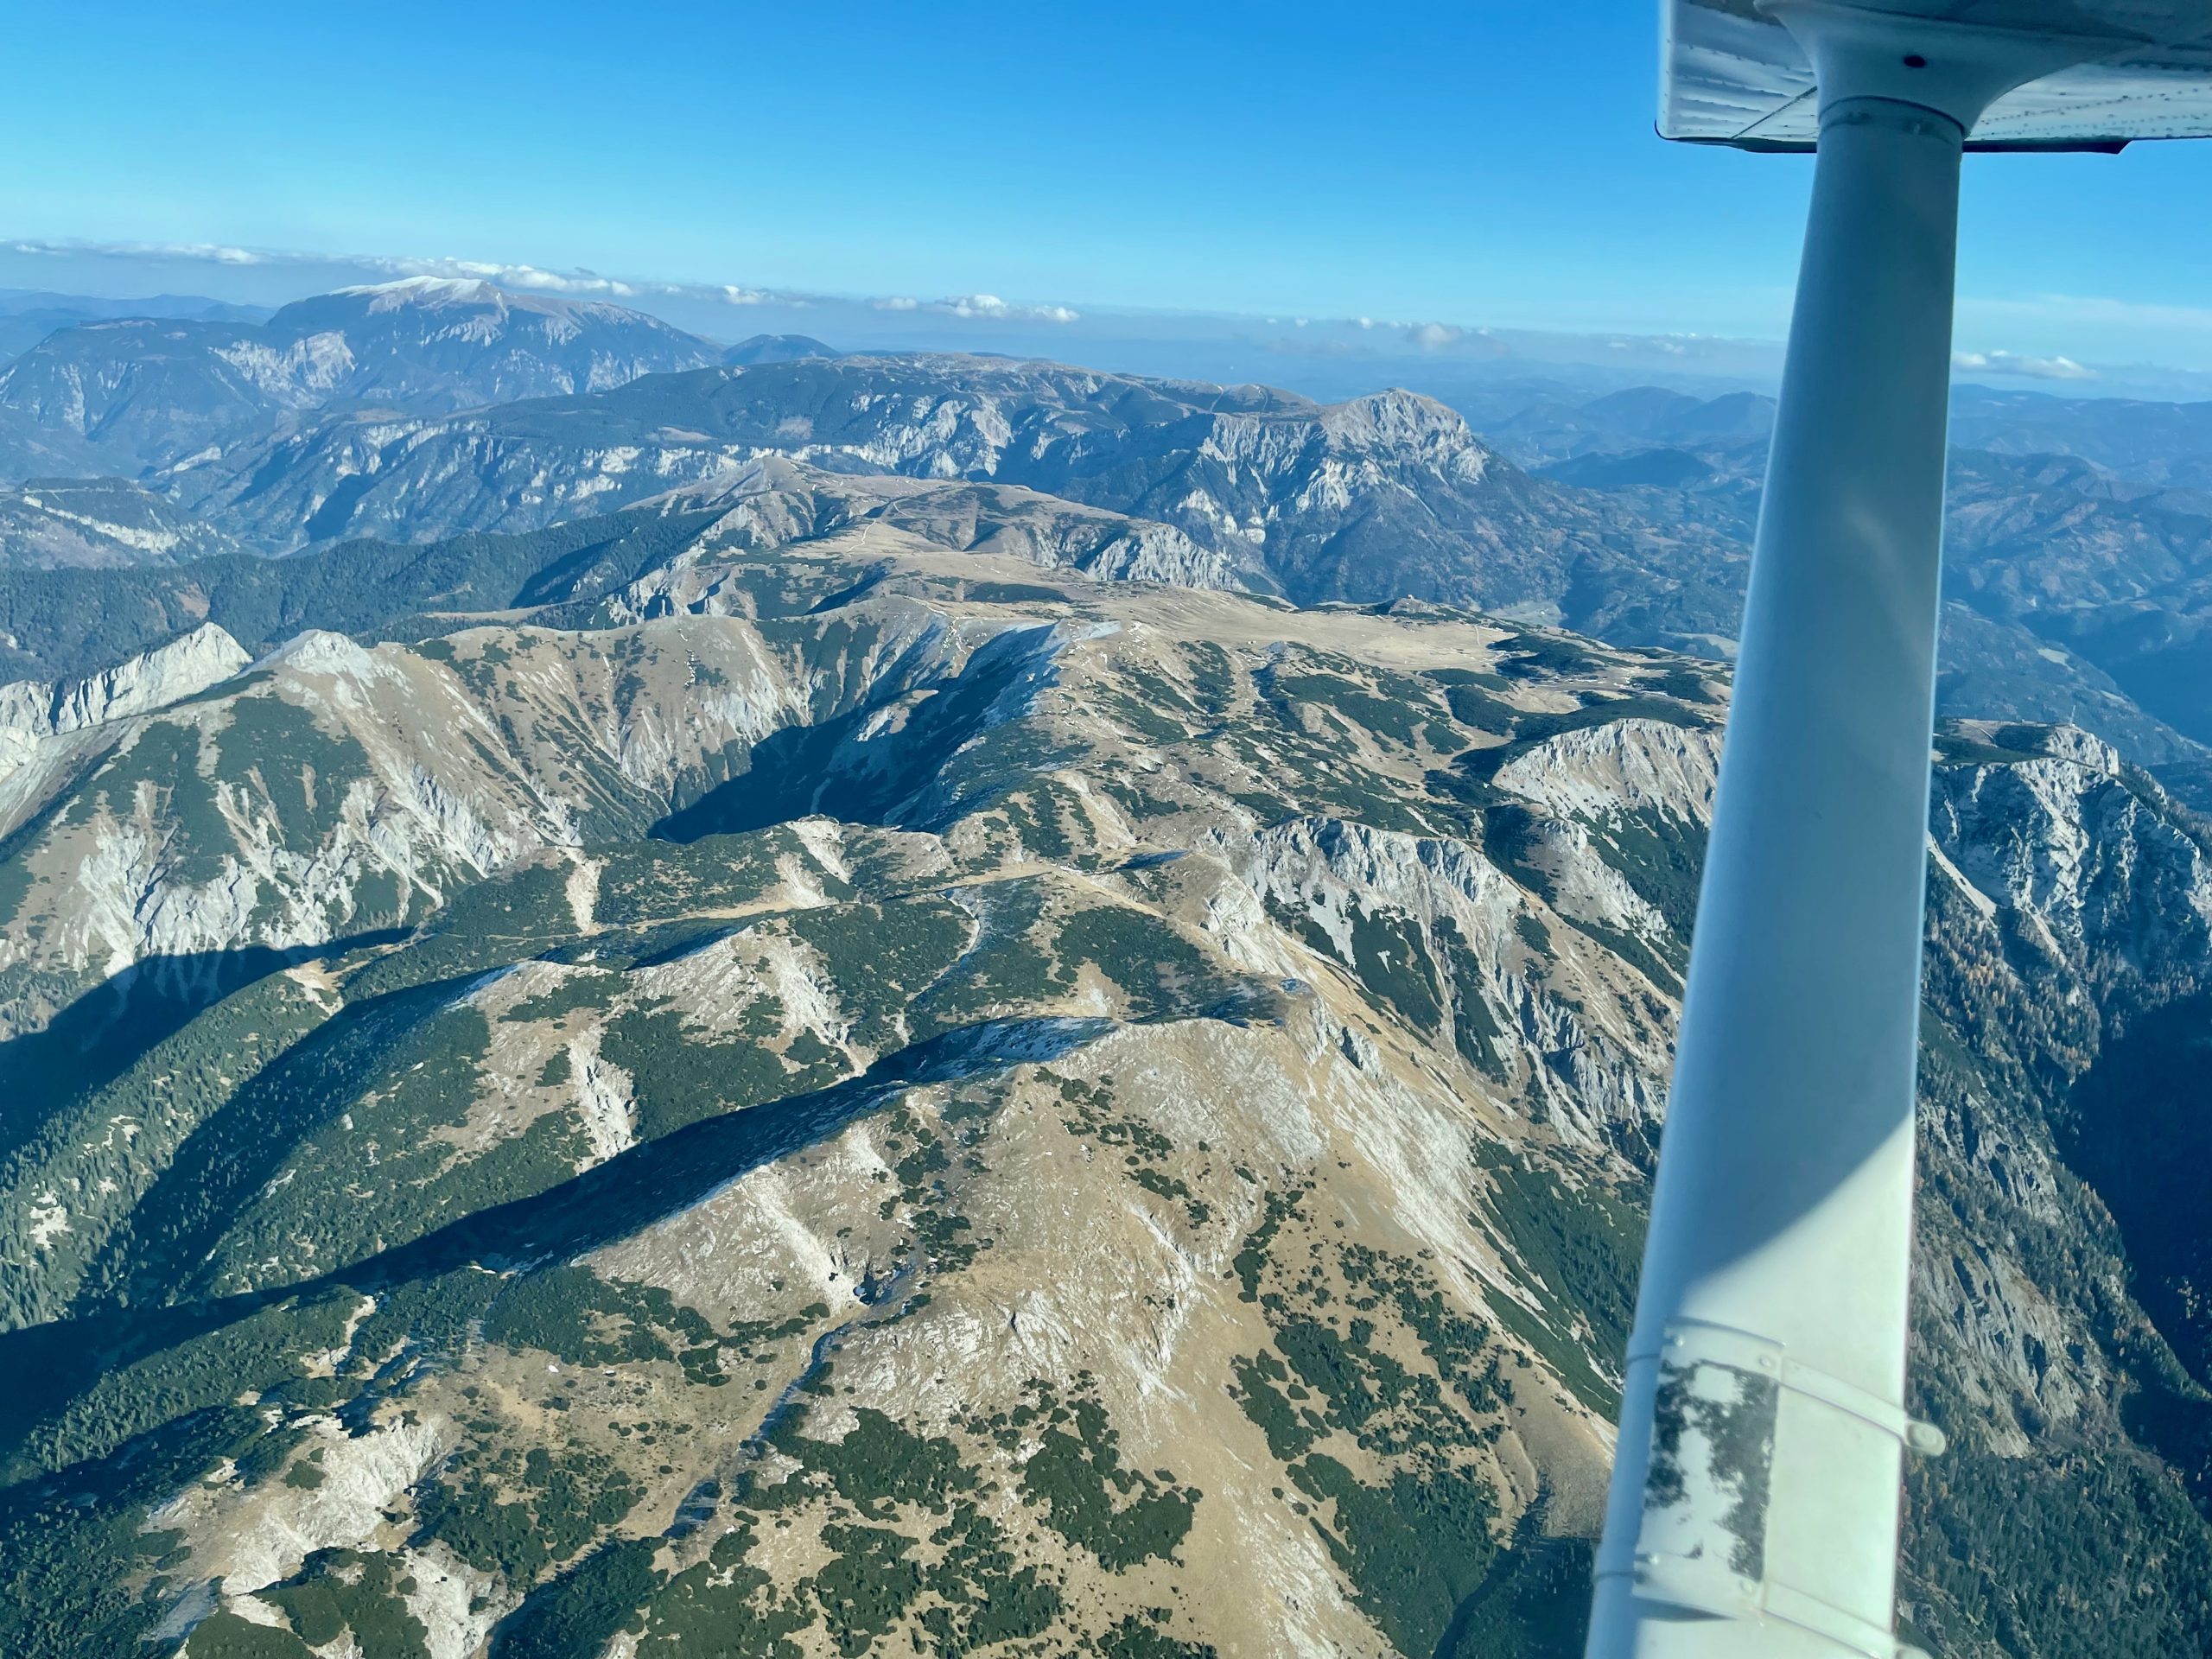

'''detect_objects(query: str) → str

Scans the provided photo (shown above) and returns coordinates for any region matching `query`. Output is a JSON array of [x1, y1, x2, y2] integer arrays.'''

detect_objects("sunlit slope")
[[0, 556, 2207, 1656]]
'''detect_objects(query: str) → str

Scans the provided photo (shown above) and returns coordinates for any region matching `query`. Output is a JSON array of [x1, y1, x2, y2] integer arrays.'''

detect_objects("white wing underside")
[[1665, 0, 2212, 148]]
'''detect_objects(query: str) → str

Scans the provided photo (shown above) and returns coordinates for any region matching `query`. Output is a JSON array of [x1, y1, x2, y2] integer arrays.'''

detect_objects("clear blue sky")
[[6, 1, 2212, 365]]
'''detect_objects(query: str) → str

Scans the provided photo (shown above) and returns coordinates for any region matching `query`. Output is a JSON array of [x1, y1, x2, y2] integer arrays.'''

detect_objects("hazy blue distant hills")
[[1503, 378, 2212, 486], [1949, 385, 2212, 486], [0, 289, 270, 359], [1489, 381, 2212, 789], [1491, 385, 1775, 468], [0, 277, 730, 473], [1538, 446, 1724, 492], [723, 332, 840, 365]]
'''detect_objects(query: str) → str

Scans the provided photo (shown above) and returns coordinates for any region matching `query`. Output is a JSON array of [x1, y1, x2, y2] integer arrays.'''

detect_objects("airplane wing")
[[1663, 0, 2212, 150]]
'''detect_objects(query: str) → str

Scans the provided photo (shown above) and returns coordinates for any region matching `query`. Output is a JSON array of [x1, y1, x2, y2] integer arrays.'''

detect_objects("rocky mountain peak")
[[337, 275, 509, 312], [0, 620, 247, 782]]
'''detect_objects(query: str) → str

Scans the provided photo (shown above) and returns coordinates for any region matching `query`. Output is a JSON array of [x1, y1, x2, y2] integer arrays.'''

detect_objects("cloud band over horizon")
[[3, 235, 2205, 397]]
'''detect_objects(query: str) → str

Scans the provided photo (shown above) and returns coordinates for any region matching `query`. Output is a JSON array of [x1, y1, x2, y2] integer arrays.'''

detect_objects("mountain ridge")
[[0, 280, 735, 475], [1, 543, 2207, 1656]]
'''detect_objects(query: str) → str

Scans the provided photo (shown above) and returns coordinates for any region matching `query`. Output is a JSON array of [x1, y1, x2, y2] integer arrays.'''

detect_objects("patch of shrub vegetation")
[[639, 1521, 813, 1658], [12, 1290, 358, 1481], [500, 973, 618, 1027], [1475, 1141, 1642, 1380], [920, 1507, 1063, 1645], [596, 828, 842, 926], [193, 1005, 593, 1298], [791, 897, 974, 1051], [1267, 669, 1434, 750], [266, 1547, 431, 1658], [1052, 904, 1223, 1016], [1290, 1452, 1499, 1659], [1345, 903, 1442, 1034], [1231, 1184, 1307, 1303], [1231, 1350, 1319, 1461], [766, 1405, 978, 1518], [493, 1537, 662, 1659], [1437, 1524, 1591, 1658], [1094, 1611, 1220, 1658], [1010, 1379, 1198, 1570], [600, 1003, 821, 1141], [180, 1611, 317, 1657], [1433, 916, 1512, 1081], [486, 1263, 721, 1371], [416, 1446, 643, 1583], [1181, 642, 1239, 717], [807, 1524, 923, 1656], [0, 1404, 273, 1659]]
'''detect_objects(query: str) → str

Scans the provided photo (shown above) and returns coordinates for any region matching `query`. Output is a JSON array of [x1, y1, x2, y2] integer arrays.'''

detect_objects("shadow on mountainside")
[[0, 1014, 1111, 1472], [2061, 991, 2212, 1509], [1432, 1493, 1590, 1659], [0, 932, 407, 1167], [653, 621, 1063, 840]]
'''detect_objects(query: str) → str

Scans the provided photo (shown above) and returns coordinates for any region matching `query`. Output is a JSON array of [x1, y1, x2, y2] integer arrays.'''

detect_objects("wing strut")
[[1588, 6, 2127, 1656]]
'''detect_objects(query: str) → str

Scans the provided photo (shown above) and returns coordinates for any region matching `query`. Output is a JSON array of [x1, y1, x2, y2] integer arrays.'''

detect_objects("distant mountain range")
[[0, 289, 270, 359], [0, 277, 838, 474], [138, 355, 1747, 642], [0, 276, 2209, 803], [2, 279, 2211, 1659], [1496, 382, 2212, 788]]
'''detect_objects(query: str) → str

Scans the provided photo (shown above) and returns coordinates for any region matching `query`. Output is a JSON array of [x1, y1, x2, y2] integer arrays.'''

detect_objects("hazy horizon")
[[16, 236, 2212, 407], [10, 5, 2212, 391]]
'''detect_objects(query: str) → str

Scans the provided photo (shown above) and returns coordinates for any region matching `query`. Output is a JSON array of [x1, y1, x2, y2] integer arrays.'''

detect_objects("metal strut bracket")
[[1602, 1320, 1945, 1659], [1654, 1320, 1948, 1459]]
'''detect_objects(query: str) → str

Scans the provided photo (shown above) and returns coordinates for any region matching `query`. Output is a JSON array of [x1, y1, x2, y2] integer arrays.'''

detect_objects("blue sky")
[[6, 1, 2212, 370]]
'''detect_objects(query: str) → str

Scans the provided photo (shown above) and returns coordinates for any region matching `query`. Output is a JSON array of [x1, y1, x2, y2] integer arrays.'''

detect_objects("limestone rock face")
[[144, 355, 1748, 645], [1, 536, 2208, 1659], [0, 622, 249, 782], [0, 477, 249, 569]]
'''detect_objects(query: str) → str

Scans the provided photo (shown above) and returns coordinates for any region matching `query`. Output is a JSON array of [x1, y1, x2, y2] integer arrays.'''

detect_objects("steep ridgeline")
[[0, 537, 2208, 1658], [0, 621, 248, 785], [6, 293, 2204, 817], [155, 352, 1750, 639], [0, 477, 249, 570], [0, 279, 743, 480], [0, 459, 1235, 684]]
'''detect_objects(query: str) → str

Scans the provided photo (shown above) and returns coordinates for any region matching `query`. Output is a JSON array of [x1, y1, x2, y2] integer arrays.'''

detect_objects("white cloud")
[[932, 294, 1080, 323], [1406, 321, 1464, 350], [1953, 348, 2098, 381], [11, 238, 265, 266]]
